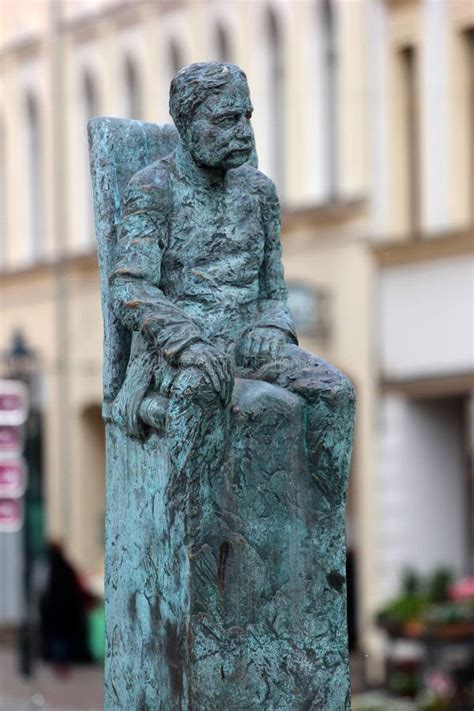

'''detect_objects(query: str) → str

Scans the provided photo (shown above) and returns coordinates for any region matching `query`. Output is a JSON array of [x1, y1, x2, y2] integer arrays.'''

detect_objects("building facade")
[[0, 0, 473, 673]]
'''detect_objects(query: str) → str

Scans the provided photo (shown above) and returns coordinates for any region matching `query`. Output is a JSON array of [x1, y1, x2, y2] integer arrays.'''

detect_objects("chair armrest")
[[138, 392, 169, 431]]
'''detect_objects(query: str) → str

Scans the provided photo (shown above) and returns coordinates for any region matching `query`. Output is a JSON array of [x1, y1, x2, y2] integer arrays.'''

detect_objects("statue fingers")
[[248, 335, 260, 356], [178, 349, 193, 367], [259, 339, 272, 356], [268, 339, 281, 359], [202, 360, 222, 396], [223, 360, 235, 405], [223, 357, 235, 405], [240, 332, 252, 353], [212, 354, 231, 398], [239, 337, 253, 363]]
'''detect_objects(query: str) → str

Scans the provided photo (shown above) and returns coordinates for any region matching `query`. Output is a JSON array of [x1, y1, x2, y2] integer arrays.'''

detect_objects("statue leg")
[[165, 366, 230, 545], [245, 344, 356, 507], [236, 345, 356, 709]]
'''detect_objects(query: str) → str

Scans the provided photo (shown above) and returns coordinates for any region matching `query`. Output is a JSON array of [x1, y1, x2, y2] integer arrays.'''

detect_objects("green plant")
[[402, 568, 422, 597], [425, 568, 453, 604], [376, 567, 459, 630], [376, 593, 427, 628], [389, 670, 421, 697]]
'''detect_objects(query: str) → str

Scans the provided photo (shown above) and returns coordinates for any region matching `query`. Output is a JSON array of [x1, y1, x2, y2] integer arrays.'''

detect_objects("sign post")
[[0, 379, 31, 675], [0, 381, 28, 532], [0, 458, 27, 499]]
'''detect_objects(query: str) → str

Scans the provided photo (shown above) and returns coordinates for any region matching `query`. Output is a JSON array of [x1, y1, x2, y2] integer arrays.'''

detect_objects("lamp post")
[[3, 330, 41, 678]]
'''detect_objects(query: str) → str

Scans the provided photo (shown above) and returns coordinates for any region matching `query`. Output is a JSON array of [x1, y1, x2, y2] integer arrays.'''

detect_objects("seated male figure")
[[111, 61, 355, 503]]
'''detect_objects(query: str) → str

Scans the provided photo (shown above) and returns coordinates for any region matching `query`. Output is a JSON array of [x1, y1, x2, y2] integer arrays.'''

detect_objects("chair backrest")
[[88, 118, 179, 405]]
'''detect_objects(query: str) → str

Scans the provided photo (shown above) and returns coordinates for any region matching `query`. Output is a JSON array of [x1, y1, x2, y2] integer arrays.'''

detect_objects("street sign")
[[0, 459, 26, 498], [0, 381, 29, 426], [0, 425, 24, 454], [0, 498, 23, 532]]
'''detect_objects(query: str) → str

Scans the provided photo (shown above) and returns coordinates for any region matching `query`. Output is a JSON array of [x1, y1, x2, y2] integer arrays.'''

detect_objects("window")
[[83, 70, 98, 120], [216, 22, 231, 63], [266, 6, 285, 194], [169, 39, 184, 80], [287, 282, 332, 341], [467, 29, 474, 223], [82, 70, 99, 246], [400, 46, 420, 235], [0, 115, 5, 265], [321, 0, 338, 198], [124, 55, 142, 120], [453, 27, 473, 226], [25, 94, 43, 260]]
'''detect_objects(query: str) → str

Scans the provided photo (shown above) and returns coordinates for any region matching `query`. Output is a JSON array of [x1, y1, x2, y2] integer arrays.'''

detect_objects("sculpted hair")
[[169, 61, 247, 132]]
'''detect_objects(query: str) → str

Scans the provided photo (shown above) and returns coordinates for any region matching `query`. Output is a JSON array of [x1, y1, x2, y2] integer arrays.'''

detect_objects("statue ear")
[[177, 125, 193, 155]]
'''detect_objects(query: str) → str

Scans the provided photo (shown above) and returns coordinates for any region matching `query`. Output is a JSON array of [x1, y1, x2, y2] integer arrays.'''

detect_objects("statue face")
[[183, 76, 254, 170]]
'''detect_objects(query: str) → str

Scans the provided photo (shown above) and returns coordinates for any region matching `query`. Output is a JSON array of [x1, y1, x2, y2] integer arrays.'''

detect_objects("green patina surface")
[[89, 62, 356, 710]]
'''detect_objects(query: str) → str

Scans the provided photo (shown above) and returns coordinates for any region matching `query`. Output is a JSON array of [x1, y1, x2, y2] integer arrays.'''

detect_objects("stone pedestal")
[[105, 379, 351, 710]]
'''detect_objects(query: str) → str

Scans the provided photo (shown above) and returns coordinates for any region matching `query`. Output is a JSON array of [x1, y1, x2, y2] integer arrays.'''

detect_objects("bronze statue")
[[90, 61, 355, 710]]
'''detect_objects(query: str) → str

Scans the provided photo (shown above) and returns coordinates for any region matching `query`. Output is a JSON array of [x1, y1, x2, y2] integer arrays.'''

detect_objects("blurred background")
[[0, 0, 473, 709]]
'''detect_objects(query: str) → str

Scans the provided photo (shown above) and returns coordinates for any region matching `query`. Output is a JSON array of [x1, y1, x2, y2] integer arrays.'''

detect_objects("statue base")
[[105, 378, 351, 710]]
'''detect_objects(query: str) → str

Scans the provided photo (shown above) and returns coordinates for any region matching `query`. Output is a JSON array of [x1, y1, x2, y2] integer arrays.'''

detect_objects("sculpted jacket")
[[109, 143, 297, 434]]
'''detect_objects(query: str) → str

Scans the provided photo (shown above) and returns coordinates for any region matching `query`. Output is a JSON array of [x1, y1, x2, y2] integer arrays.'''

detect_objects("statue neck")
[[175, 142, 226, 190]]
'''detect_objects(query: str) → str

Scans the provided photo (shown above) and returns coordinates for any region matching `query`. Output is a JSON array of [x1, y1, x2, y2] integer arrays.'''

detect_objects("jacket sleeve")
[[109, 173, 210, 363], [250, 179, 298, 343]]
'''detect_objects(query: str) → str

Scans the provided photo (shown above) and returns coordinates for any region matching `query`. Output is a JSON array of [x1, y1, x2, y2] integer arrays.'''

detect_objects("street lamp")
[[4, 330, 37, 385]]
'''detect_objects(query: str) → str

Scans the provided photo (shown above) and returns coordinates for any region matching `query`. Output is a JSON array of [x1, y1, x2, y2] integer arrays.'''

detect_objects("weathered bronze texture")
[[89, 61, 355, 710]]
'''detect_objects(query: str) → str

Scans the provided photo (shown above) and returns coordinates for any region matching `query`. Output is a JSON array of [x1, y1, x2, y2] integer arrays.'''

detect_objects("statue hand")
[[177, 342, 234, 406], [238, 327, 287, 368]]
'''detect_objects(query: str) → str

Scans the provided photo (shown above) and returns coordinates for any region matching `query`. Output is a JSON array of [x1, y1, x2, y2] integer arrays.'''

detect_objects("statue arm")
[[110, 177, 210, 363], [252, 179, 297, 343]]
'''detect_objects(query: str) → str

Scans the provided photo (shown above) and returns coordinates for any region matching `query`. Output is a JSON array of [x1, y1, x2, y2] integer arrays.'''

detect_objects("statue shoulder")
[[124, 157, 173, 213], [233, 163, 278, 203]]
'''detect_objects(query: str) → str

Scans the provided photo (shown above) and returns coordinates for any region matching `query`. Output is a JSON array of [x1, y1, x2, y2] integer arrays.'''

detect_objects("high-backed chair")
[[89, 118, 350, 710]]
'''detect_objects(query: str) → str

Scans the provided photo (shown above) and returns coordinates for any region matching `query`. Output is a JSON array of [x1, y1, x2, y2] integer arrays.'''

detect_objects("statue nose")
[[237, 123, 252, 140]]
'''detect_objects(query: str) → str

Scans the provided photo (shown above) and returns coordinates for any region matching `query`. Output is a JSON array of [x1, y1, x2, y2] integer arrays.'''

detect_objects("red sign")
[[0, 381, 28, 426], [0, 425, 23, 454], [0, 498, 23, 532], [0, 459, 26, 498]]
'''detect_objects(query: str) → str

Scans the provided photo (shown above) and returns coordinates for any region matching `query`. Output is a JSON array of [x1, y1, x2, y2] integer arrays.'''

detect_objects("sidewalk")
[[1, 645, 366, 710], [0, 647, 103, 711]]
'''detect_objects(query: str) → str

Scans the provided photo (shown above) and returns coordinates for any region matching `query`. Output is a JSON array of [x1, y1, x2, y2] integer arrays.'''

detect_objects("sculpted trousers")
[[164, 344, 356, 525]]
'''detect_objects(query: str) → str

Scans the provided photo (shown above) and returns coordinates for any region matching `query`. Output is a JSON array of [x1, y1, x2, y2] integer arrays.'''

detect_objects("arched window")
[[81, 70, 99, 245], [400, 45, 419, 234], [216, 22, 231, 63], [25, 93, 43, 260], [466, 29, 474, 223], [266, 7, 285, 193], [0, 115, 5, 264], [83, 70, 98, 119], [321, 0, 338, 198], [124, 55, 142, 120], [169, 39, 184, 80]]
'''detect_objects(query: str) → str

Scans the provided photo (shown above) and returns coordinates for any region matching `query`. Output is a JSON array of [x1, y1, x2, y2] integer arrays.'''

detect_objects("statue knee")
[[336, 373, 355, 400], [330, 372, 356, 411], [313, 369, 355, 410]]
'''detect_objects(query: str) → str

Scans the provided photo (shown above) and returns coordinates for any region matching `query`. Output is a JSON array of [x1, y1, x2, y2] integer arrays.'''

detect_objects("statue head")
[[169, 61, 254, 170]]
